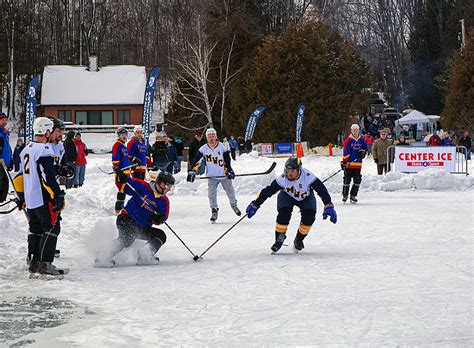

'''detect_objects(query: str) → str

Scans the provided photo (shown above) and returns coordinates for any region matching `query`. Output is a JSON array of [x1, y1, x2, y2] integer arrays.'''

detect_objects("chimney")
[[88, 55, 98, 72]]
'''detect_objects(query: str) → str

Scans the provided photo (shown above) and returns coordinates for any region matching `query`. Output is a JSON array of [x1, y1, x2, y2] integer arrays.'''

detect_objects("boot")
[[55, 249, 60, 258], [29, 260, 40, 273], [136, 243, 161, 266], [210, 208, 219, 223], [39, 262, 68, 276], [231, 204, 241, 216], [293, 232, 306, 252], [350, 195, 358, 204], [342, 195, 348, 203], [271, 232, 286, 253]]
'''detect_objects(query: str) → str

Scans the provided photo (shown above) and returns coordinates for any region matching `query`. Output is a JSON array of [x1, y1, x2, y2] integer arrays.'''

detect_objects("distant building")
[[40, 57, 146, 125]]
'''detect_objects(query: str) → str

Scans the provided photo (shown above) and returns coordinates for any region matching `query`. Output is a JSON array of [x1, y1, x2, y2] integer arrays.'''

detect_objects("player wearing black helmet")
[[95, 169, 174, 267], [246, 157, 337, 253]]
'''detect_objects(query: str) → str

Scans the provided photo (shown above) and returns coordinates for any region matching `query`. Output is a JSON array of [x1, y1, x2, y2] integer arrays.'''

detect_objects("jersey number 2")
[[23, 154, 30, 174]]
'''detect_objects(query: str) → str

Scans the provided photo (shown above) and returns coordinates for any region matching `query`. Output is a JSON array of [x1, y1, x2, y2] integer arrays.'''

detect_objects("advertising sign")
[[394, 146, 456, 172]]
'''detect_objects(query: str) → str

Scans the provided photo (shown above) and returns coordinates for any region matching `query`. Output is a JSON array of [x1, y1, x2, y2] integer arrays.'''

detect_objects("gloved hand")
[[226, 169, 235, 180], [130, 156, 141, 166], [151, 212, 166, 225], [116, 171, 128, 184], [56, 164, 75, 178], [374, 158, 378, 164], [340, 161, 347, 170], [246, 200, 260, 218], [113, 165, 122, 174], [323, 203, 337, 224], [52, 190, 66, 212], [15, 197, 25, 210], [187, 170, 196, 183], [358, 150, 367, 159]]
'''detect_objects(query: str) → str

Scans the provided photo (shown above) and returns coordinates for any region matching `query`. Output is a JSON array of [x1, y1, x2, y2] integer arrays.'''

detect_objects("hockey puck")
[[193, 255, 200, 261]]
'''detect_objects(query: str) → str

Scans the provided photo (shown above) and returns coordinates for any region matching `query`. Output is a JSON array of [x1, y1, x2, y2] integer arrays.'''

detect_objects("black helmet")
[[117, 127, 128, 136], [157, 171, 175, 186], [47, 116, 65, 131], [284, 157, 302, 175]]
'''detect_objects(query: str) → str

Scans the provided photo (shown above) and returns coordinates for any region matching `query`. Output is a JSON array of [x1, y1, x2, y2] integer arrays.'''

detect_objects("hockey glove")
[[113, 165, 122, 174], [151, 212, 166, 225], [116, 171, 128, 184], [374, 158, 379, 164], [15, 196, 25, 210], [323, 203, 337, 224], [340, 161, 347, 170], [130, 156, 141, 166], [246, 200, 260, 218], [187, 170, 196, 183], [226, 169, 235, 180], [52, 191, 66, 212], [56, 164, 75, 178], [358, 150, 367, 159]]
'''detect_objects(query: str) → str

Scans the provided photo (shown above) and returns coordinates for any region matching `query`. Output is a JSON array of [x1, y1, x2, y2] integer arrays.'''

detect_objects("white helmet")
[[206, 128, 217, 136], [350, 124, 360, 130], [133, 125, 144, 132], [33, 117, 54, 136]]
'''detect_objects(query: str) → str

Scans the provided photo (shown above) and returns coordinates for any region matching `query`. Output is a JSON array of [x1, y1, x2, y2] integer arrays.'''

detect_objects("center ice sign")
[[394, 146, 457, 172]]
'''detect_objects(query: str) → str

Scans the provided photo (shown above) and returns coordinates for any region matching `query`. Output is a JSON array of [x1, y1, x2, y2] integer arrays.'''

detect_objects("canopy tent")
[[395, 110, 429, 125]]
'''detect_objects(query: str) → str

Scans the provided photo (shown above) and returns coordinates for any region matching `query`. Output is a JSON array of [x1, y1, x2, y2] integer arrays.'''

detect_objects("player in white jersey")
[[14, 117, 67, 277], [245, 157, 337, 253], [187, 128, 241, 223]]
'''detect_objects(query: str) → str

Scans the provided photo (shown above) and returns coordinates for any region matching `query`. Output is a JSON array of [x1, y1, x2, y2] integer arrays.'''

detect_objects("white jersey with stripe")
[[198, 143, 228, 178], [275, 168, 317, 201], [20, 142, 56, 209]]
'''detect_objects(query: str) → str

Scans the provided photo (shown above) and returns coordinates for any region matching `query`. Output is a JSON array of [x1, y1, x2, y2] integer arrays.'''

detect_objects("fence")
[[386, 146, 469, 175], [64, 124, 138, 133]]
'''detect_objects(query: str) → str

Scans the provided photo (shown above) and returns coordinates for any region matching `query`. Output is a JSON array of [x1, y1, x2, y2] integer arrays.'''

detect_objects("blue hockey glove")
[[187, 170, 196, 183], [52, 190, 66, 212], [246, 200, 260, 218], [226, 169, 235, 180], [323, 203, 337, 224]]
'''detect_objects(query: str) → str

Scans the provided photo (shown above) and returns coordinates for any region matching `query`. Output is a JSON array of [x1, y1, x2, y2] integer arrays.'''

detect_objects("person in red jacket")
[[73, 132, 88, 187], [363, 131, 374, 155], [428, 132, 442, 146]]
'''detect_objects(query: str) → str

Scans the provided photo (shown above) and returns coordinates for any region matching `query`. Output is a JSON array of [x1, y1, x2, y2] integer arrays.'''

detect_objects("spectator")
[[238, 136, 245, 155], [171, 136, 184, 173], [372, 128, 393, 175], [223, 137, 231, 152], [363, 132, 374, 156], [73, 132, 88, 187], [442, 132, 454, 146], [166, 136, 178, 174], [63, 130, 77, 189], [0, 112, 13, 202], [244, 138, 253, 153], [151, 132, 170, 172], [13, 137, 25, 172], [396, 135, 410, 146], [188, 130, 206, 171], [400, 125, 410, 138], [458, 130, 472, 160], [428, 132, 442, 146], [229, 135, 238, 160]]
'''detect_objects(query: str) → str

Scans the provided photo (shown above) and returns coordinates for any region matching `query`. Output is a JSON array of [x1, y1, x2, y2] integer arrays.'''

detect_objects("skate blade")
[[29, 273, 64, 280], [350, 201, 357, 204], [292, 246, 303, 254], [210, 220, 216, 224]]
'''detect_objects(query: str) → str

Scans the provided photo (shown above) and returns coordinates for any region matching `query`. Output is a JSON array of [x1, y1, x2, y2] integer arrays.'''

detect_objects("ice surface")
[[1, 150, 472, 346]]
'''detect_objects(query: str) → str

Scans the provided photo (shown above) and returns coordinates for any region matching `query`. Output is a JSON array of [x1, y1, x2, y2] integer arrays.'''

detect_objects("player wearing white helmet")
[[14, 117, 67, 277], [187, 127, 240, 223], [127, 125, 150, 180]]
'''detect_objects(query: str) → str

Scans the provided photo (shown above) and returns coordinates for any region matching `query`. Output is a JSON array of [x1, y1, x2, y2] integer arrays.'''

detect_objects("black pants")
[[114, 214, 167, 255], [377, 163, 387, 175], [343, 168, 362, 198], [230, 148, 236, 161], [27, 203, 59, 263], [276, 191, 316, 226], [0, 165, 9, 203]]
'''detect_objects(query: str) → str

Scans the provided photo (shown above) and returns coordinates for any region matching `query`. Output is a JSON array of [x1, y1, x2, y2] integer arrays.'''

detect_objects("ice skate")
[[342, 195, 348, 204], [293, 235, 305, 253], [231, 205, 241, 216], [38, 262, 69, 276], [271, 233, 286, 253], [210, 208, 219, 223], [350, 196, 358, 204], [136, 246, 160, 266], [94, 258, 116, 268]]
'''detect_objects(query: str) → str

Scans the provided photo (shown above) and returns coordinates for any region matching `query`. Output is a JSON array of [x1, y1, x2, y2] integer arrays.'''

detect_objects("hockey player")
[[341, 124, 368, 203], [187, 128, 241, 223], [15, 117, 66, 276], [127, 125, 150, 180], [95, 170, 174, 267], [112, 127, 132, 213], [245, 157, 337, 253]]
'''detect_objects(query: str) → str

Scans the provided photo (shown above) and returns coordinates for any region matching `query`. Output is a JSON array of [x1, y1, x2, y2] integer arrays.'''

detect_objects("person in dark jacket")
[[187, 130, 205, 170], [151, 132, 170, 172], [13, 138, 25, 172], [63, 130, 77, 189], [458, 130, 472, 160], [166, 137, 178, 174], [237, 137, 245, 155], [171, 136, 184, 173], [229, 136, 238, 160]]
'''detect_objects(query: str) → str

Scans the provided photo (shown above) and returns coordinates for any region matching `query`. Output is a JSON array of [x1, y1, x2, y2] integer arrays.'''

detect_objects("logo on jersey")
[[286, 186, 308, 199], [205, 154, 224, 167]]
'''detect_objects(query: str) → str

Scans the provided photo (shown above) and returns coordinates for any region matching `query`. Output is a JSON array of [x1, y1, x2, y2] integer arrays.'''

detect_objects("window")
[[74, 110, 114, 125], [117, 110, 131, 125], [58, 110, 72, 122]]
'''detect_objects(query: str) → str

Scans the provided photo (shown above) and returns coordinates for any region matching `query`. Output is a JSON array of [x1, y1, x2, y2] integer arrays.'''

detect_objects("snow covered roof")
[[395, 110, 429, 125], [41, 65, 146, 105]]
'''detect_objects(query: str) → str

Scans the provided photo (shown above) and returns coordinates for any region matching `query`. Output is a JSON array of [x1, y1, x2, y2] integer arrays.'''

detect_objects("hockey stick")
[[98, 163, 138, 175], [0, 198, 15, 207], [0, 159, 27, 218], [0, 206, 17, 214], [197, 162, 277, 180], [321, 168, 343, 183], [194, 214, 248, 261], [123, 181, 197, 258]]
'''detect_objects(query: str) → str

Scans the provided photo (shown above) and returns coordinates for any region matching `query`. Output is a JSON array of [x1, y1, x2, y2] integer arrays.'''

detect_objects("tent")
[[395, 110, 429, 125]]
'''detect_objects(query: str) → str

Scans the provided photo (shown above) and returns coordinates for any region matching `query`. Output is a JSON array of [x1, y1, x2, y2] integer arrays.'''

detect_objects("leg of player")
[[137, 227, 167, 265], [221, 178, 241, 216], [208, 178, 220, 223]]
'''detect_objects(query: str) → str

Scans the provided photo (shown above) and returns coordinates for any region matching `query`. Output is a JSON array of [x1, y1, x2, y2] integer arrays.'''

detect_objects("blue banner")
[[24, 76, 39, 144], [276, 143, 293, 154], [295, 104, 305, 143], [244, 106, 266, 140], [142, 66, 160, 145]]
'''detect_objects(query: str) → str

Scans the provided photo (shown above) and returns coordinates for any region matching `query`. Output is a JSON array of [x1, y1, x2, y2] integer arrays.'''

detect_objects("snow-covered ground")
[[1, 145, 473, 346]]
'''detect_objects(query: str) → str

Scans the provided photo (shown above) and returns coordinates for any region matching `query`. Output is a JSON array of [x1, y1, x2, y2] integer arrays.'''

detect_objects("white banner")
[[394, 146, 456, 172], [261, 143, 273, 155]]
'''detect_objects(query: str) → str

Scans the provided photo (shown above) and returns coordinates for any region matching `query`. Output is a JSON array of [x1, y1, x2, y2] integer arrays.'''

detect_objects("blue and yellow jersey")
[[342, 135, 367, 169]]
